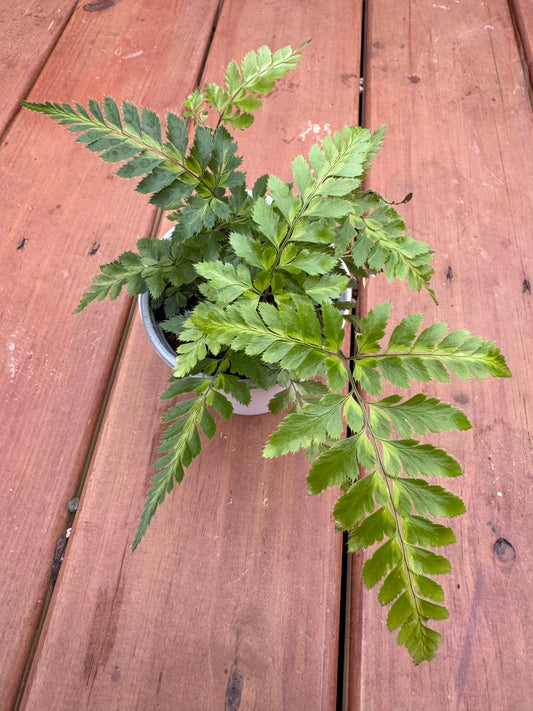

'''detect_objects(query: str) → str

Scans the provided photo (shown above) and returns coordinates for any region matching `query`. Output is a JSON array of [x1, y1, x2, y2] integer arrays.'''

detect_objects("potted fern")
[[23, 41, 510, 663]]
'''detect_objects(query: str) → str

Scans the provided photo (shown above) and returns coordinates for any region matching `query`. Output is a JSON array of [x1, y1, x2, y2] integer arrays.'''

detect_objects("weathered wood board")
[[509, 0, 533, 90], [0, 1, 221, 708], [19, 1, 363, 709], [0, 0, 78, 135], [348, 1, 533, 709]]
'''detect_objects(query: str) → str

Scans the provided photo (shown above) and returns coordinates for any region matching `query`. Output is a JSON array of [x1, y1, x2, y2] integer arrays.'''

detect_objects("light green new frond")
[[381, 439, 463, 478], [347, 507, 397, 552], [356, 306, 511, 392], [206, 42, 308, 129], [306, 433, 363, 493], [264, 394, 347, 457], [392, 478, 466, 518], [355, 301, 391, 354], [382, 317, 511, 384], [195, 261, 254, 303], [368, 393, 471, 438], [183, 299, 340, 383], [333, 472, 389, 529]]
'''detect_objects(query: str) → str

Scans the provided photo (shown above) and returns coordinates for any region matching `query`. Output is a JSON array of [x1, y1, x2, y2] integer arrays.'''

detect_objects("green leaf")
[[417, 598, 449, 620], [356, 432, 377, 470], [307, 435, 361, 493], [334, 472, 384, 529], [136, 166, 178, 194], [414, 574, 445, 602], [397, 618, 442, 664], [229, 232, 266, 269], [141, 107, 162, 146], [402, 515, 456, 547], [387, 590, 414, 631], [253, 198, 284, 246], [361, 537, 403, 589], [323, 301, 346, 349], [103, 96, 122, 128], [387, 313, 424, 350], [356, 302, 391, 354], [392, 478, 466, 518], [267, 385, 297, 414], [369, 393, 471, 438], [302, 273, 350, 303], [215, 373, 251, 405], [407, 545, 452, 575], [122, 101, 142, 137], [291, 154, 314, 199], [378, 564, 408, 605], [381, 439, 463, 478], [195, 261, 253, 303], [116, 153, 164, 178], [348, 507, 396, 552], [166, 112, 188, 155], [282, 249, 337, 276], [265, 396, 345, 458], [343, 396, 364, 433], [132, 389, 213, 550], [377, 315, 512, 385], [207, 389, 233, 419], [306, 196, 354, 219]]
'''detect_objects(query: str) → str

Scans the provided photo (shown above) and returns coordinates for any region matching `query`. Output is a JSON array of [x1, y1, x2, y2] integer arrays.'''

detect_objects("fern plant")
[[24, 41, 510, 663]]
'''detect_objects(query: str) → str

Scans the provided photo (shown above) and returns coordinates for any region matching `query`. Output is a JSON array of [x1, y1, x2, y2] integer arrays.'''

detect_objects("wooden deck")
[[1, 1, 532, 709]]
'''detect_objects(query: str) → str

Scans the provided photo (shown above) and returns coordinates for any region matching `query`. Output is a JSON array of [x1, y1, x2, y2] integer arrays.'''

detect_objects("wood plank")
[[0, 0, 78, 136], [509, 0, 533, 92], [0, 2, 220, 708], [20, 1, 363, 708], [349, 1, 533, 709]]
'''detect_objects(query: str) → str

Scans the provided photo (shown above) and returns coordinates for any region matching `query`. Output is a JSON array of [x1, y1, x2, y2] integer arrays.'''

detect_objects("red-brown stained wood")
[[509, 0, 533, 91], [0, 2, 220, 708], [0, 1, 78, 136], [20, 316, 343, 711], [19, 1, 363, 709], [348, 1, 533, 709]]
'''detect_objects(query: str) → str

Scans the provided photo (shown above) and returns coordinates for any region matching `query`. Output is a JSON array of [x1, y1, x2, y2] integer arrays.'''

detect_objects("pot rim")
[[138, 289, 177, 367]]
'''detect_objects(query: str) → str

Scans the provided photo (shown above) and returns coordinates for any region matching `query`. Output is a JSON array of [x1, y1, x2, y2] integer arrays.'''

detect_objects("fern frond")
[[132, 376, 234, 550], [354, 303, 511, 395]]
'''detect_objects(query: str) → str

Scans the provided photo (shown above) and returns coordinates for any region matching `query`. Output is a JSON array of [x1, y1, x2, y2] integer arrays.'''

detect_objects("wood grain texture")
[[509, 0, 533, 91], [348, 1, 533, 709], [0, 2, 220, 708], [207, 0, 363, 185], [0, 0, 78, 136], [20, 1, 363, 709], [21, 316, 343, 711]]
